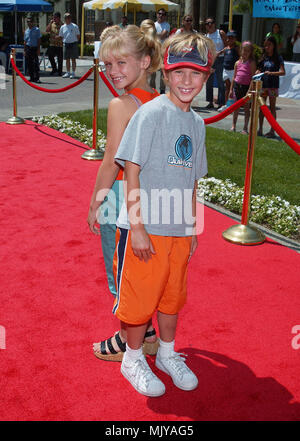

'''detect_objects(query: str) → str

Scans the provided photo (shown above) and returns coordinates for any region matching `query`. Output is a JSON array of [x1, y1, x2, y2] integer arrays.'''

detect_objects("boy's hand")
[[188, 235, 198, 262], [87, 205, 100, 235], [131, 228, 156, 262]]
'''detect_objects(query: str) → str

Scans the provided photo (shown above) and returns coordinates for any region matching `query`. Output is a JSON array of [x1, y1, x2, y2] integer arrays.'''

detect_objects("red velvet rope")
[[99, 70, 119, 97], [11, 56, 93, 93], [260, 105, 300, 155], [204, 95, 251, 125]]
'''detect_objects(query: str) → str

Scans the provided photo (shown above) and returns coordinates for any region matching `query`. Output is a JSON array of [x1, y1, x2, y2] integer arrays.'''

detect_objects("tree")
[[233, 0, 252, 14]]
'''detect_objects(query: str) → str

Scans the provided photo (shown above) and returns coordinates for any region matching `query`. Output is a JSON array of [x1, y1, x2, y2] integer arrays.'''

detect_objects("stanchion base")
[[6, 116, 25, 125], [81, 149, 104, 161], [222, 224, 265, 245]]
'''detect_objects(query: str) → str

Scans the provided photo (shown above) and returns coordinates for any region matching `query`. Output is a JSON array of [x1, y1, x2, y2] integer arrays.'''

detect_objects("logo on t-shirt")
[[168, 135, 193, 168]]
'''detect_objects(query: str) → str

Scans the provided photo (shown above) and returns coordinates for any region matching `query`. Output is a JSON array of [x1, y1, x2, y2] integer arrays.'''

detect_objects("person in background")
[[46, 12, 63, 76], [291, 24, 300, 62], [0, 38, 8, 71], [59, 13, 80, 79], [205, 17, 227, 109], [229, 41, 256, 134], [266, 23, 283, 53], [218, 30, 240, 112], [24, 17, 41, 83], [175, 15, 197, 34], [119, 16, 128, 28], [150, 8, 170, 94], [257, 36, 285, 138]]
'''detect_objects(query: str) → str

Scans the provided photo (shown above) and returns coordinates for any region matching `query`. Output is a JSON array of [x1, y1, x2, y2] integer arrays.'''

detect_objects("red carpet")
[[0, 121, 299, 421]]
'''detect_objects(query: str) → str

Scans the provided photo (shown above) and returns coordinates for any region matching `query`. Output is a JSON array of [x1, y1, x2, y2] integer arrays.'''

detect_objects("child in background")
[[257, 36, 285, 138], [87, 25, 161, 361], [219, 30, 240, 112], [229, 41, 256, 134], [113, 33, 215, 397]]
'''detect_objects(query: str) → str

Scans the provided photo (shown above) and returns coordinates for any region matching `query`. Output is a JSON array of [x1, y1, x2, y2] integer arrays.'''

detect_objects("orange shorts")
[[112, 228, 192, 325]]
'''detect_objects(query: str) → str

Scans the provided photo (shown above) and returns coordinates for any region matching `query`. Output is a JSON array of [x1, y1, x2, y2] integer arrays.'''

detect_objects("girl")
[[257, 36, 285, 138], [87, 25, 161, 361], [229, 41, 256, 134], [266, 23, 283, 53], [219, 30, 240, 112], [291, 24, 300, 63], [175, 15, 197, 35]]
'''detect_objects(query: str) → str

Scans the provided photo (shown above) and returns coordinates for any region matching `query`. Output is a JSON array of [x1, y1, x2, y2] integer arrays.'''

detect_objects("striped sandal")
[[93, 329, 159, 362]]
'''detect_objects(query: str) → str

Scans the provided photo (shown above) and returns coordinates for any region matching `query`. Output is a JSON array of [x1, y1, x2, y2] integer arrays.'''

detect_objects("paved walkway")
[[1, 56, 300, 143]]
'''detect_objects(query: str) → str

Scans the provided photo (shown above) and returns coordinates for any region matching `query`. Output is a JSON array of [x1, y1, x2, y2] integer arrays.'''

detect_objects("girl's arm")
[[189, 180, 198, 261], [265, 62, 285, 77], [87, 96, 138, 234], [125, 161, 155, 262]]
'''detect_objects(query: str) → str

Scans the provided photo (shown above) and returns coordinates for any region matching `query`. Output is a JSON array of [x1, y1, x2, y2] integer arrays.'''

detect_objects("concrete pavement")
[[1, 56, 300, 143]]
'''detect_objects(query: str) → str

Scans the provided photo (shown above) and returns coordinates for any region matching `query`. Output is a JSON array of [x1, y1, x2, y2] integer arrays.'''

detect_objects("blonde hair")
[[162, 32, 216, 68], [100, 25, 121, 42], [100, 24, 161, 73], [140, 19, 156, 36]]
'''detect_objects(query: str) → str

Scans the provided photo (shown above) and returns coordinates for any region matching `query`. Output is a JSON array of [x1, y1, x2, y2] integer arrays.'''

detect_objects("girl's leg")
[[243, 102, 250, 133], [265, 96, 276, 137], [225, 79, 231, 104], [258, 107, 265, 135], [231, 109, 239, 131]]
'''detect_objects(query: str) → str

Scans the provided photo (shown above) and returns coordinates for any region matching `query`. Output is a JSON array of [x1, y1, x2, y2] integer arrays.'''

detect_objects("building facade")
[[1, 0, 299, 54]]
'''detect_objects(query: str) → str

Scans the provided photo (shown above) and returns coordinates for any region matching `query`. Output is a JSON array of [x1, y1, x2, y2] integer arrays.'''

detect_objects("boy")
[[113, 33, 215, 397]]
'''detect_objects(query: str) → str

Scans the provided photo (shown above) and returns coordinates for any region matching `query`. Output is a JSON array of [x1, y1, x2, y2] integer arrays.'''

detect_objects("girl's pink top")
[[235, 59, 252, 85]]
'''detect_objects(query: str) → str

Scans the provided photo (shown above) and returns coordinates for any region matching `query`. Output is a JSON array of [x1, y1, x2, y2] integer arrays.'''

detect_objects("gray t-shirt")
[[115, 94, 207, 236]]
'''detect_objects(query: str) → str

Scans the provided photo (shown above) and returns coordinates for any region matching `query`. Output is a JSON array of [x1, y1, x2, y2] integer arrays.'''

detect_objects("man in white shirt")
[[59, 13, 80, 79], [150, 9, 170, 93]]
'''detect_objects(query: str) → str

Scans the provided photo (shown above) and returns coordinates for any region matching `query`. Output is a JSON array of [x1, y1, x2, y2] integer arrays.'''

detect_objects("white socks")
[[125, 339, 175, 364], [157, 339, 175, 358], [125, 344, 143, 362]]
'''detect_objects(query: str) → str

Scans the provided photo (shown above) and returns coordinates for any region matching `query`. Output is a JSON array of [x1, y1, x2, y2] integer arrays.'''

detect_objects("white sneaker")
[[70, 72, 75, 79], [155, 349, 198, 391], [62, 72, 70, 78], [121, 352, 165, 397], [218, 105, 227, 112]]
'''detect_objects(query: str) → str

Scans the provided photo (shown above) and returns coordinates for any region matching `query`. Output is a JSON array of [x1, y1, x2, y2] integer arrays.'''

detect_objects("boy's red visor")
[[163, 45, 212, 73]]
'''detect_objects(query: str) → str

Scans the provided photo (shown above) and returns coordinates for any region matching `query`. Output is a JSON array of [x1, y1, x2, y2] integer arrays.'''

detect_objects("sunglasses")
[[185, 19, 192, 22], [158, 12, 166, 16], [205, 22, 214, 25]]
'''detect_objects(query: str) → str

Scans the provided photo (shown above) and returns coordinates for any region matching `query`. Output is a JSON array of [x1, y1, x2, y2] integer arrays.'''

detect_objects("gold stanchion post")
[[80, 3, 85, 59], [6, 49, 24, 125], [222, 80, 266, 245], [81, 58, 103, 160]]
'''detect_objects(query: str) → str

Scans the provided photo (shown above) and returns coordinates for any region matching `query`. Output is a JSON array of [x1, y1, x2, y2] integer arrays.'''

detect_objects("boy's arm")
[[125, 161, 155, 262], [189, 180, 198, 261]]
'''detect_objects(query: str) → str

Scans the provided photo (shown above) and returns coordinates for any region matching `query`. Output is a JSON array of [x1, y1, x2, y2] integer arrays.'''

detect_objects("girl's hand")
[[87, 205, 100, 235], [229, 90, 233, 98], [188, 235, 198, 262], [131, 228, 156, 262]]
